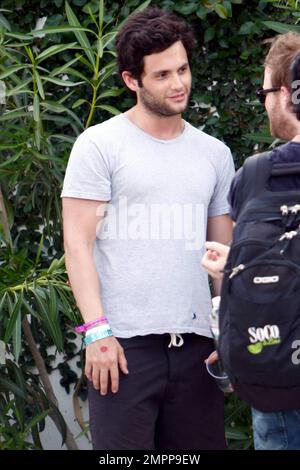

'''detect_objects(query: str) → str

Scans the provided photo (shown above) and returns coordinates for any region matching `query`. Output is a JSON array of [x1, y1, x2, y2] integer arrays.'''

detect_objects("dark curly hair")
[[115, 6, 196, 86]]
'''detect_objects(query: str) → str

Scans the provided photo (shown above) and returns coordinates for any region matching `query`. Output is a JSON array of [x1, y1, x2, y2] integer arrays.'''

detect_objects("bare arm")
[[62, 198, 128, 394], [206, 214, 233, 295], [63, 198, 106, 320]]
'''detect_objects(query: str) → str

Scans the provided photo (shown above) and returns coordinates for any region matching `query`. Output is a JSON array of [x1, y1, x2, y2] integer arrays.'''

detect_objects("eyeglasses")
[[256, 87, 281, 105]]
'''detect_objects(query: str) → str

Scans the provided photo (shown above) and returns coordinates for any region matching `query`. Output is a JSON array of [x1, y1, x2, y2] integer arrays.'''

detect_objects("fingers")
[[203, 249, 219, 261], [85, 361, 92, 381], [205, 350, 218, 364], [205, 241, 230, 257], [92, 366, 101, 391], [100, 368, 109, 396], [205, 241, 224, 252], [110, 365, 119, 394], [118, 347, 129, 375]]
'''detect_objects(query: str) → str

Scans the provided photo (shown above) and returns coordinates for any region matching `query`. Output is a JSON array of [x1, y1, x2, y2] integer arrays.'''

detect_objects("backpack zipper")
[[229, 259, 300, 280]]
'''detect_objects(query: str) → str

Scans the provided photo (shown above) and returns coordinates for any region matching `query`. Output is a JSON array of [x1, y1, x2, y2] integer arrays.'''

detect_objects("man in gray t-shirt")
[[62, 7, 234, 450]]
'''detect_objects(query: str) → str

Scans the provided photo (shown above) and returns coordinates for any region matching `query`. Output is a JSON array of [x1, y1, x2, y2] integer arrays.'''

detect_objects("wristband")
[[84, 328, 113, 345], [75, 316, 108, 333]]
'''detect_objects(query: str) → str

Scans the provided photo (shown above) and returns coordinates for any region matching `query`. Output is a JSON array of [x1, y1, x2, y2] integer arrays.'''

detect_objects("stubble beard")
[[270, 110, 294, 141], [139, 86, 190, 117]]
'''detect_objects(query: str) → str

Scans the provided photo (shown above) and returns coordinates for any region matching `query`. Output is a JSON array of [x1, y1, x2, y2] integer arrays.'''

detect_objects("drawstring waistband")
[[168, 333, 184, 348]]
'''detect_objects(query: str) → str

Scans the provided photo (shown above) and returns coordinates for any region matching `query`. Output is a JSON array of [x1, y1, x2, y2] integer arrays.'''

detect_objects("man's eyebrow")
[[152, 62, 189, 75]]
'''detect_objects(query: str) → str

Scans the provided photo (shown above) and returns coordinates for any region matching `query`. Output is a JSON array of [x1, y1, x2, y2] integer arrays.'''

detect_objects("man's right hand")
[[85, 336, 129, 395]]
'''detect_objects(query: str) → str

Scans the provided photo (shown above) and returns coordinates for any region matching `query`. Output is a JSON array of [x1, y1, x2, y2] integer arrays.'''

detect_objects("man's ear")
[[281, 85, 292, 108], [122, 71, 139, 92]]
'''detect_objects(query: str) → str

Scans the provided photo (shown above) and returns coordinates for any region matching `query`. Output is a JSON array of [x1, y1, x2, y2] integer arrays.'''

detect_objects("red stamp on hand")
[[100, 346, 108, 353]]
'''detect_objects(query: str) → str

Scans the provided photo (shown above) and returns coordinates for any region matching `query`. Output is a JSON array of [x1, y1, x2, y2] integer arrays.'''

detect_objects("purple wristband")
[[75, 316, 108, 333]]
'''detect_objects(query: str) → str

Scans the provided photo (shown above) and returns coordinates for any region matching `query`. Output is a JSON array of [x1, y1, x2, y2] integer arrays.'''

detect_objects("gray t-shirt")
[[61, 114, 235, 338]]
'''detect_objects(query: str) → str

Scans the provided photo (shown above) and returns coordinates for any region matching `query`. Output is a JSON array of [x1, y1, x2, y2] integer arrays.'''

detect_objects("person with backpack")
[[202, 31, 300, 450]]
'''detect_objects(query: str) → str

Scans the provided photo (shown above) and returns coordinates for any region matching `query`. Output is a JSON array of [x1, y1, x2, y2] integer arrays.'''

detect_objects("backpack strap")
[[235, 151, 272, 220]]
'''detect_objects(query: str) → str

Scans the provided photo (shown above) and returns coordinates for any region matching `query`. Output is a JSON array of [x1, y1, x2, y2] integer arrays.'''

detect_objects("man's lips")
[[168, 93, 186, 101]]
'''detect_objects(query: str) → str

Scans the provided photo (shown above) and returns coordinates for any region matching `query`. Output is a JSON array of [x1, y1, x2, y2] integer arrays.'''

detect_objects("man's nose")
[[170, 74, 184, 90]]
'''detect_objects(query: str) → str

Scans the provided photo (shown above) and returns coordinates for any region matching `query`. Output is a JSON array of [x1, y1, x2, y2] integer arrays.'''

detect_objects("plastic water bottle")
[[206, 296, 233, 393]]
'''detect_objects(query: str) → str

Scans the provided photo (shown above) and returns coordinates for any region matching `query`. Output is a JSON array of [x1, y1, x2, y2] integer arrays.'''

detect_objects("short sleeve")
[[208, 148, 236, 217], [61, 132, 111, 201]]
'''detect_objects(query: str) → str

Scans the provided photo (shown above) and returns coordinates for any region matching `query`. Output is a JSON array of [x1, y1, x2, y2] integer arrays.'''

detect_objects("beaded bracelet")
[[75, 316, 108, 333]]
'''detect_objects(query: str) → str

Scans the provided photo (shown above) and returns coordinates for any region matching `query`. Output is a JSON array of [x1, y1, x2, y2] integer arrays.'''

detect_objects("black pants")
[[88, 333, 226, 450]]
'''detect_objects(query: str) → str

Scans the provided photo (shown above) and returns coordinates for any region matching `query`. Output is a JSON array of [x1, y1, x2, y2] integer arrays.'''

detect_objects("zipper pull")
[[279, 230, 298, 241], [229, 264, 245, 279]]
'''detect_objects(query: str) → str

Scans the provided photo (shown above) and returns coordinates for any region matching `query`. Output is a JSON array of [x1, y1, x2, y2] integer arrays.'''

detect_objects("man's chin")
[[166, 102, 188, 115]]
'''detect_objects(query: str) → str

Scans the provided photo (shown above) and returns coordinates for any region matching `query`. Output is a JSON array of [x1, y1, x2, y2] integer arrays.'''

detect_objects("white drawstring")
[[168, 333, 184, 348]]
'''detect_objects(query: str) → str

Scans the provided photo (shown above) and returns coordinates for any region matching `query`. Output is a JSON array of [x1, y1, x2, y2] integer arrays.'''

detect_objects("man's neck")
[[125, 105, 184, 140]]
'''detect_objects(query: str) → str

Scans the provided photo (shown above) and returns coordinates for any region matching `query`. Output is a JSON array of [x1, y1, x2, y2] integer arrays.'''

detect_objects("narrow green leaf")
[[35, 121, 41, 150], [35, 70, 45, 100], [30, 287, 63, 351], [262, 21, 300, 34], [96, 88, 124, 101], [31, 25, 94, 36], [0, 378, 27, 399], [12, 306, 22, 363], [65, 1, 96, 68], [36, 43, 77, 62], [33, 94, 40, 122], [0, 13, 11, 31], [26, 410, 50, 431], [25, 45, 35, 64], [42, 76, 84, 87], [0, 65, 30, 80], [0, 292, 7, 315], [22, 299, 37, 318], [98, 0, 104, 33], [4, 292, 23, 344], [102, 31, 117, 50], [95, 104, 120, 115], [28, 149, 62, 163], [48, 134, 76, 144], [48, 285, 57, 325], [5, 79, 32, 97], [41, 101, 84, 129], [0, 149, 23, 168], [5, 32, 33, 40], [50, 56, 81, 77], [59, 66, 91, 83], [98, 61, 117, 84], [72, 98, 88, 109], [35, 234, 44, 266], [0, 110, 28, 121], [41, 100, 67, 113], [87, 5, 98, 28]]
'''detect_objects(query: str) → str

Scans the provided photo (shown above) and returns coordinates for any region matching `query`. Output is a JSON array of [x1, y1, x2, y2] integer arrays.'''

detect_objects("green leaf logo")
[[247, 342, 263, 355]]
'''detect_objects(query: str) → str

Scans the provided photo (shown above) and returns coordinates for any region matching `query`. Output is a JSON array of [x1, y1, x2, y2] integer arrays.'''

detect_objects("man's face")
[[137, 41, 192, 117], [263, 67, 291, 140]]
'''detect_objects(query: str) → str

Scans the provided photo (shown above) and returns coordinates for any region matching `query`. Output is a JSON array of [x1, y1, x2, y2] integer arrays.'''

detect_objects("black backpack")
[[218, 151, 300, 412]]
